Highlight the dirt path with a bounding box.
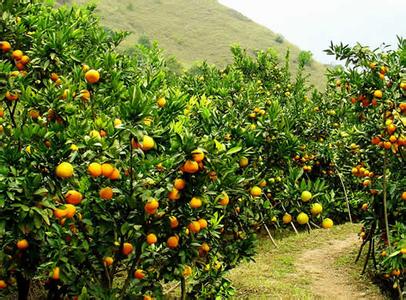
[296,234,383,300]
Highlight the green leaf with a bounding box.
[226,146,242,155]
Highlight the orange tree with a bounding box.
[326,39,405,297]
[0,1,265,299]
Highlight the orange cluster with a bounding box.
[371,119,405,153]
[88,162,120,180]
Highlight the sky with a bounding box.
[218,0,406,64]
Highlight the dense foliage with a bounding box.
[0,1,404,299]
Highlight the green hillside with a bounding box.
[62,0,326,86]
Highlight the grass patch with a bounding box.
[228,223,384,299]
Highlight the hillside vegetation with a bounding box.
[63,0,326,86]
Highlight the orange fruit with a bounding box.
[373,90,383,99]
[174,178,186,190]
[134,269,145,279]
[100,163,114,177]
[169,216,179,229]
[99,187,113,200]
[383,141,392,150]
[168,188,180,201]
[188,221,201,233]
[65,190,83,205]
[189,197,202,209]
[146,233,157,245]
[183,265,193,277]
[399,102,406,112]
[54,208,67,219]
[259,180,267,187]
[401,192,406,201]
[0,279,7,289]
[0,41,11,52]
[55,162,74,178]
[282,213,292,224]
[122,242,133,256]
[52,267,60,280]
[239,157,249,168]
[144,296,153,300]
[88,162,102,177]
[322,218,334,229]
[167,235,179,249]
[15,62,24,70]
[29,109,40,119]
[157,97,166,108]
[109,168,120,180]
[389,135,397,143]
[140,135,155,151]
[80,89,91,101]
[50,73,59,82]
[297,212,309,225]
[12,50,23,61]
[0,108,4,118]
[103,256,113,266]
[250,186,262,197]
[182,160,199,173]
[5,91,19,101]
[371,136,380,145]
[200,242,210,252]
[17,239,29,250]
[218,192,229,206]
[391,269,400,277]
[85,69,100,84]
[191,149,205,162]
[20,55,30,65]
[64,204,76,218]
[198,218,208,229]
[387,124,396,135]
[144,198,159,215]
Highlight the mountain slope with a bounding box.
[64,0,326,86]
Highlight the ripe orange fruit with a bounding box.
[183,265,193,277]
[400,102,406,112]
[65,190,83,205]
[168,188,180,201]
[82,64,90,72]
[50,73,59,82]
[259,180,267,188]
[250,186,262,197]
[391,269,400,277]
[140,135,155,151]
[17,239,29,250]
[218,192,229,206]
[157,97,166,108]
[387,124,396,135]
[191,149,205,162]
[56,162,74,178]
[383,141,392,150]
[0,108,4,118]
[80,89,91,101]
[189,197,202,209]
[0,41,11,52]
[101,163,114,177]
[12,50,23,61]
[5,91,19,101]
[144,198,159,215]
[188,221,201,233]
[88,162,102,177]
[122,242,133,256]
[146,233,157,245]
[198,218,208,229]
[29,109,40,119]
[0,279,7,289]
[144,296,153,300]
[401,191,406,201]
[99,187,113,200]
[200,242,210,252]
[182,160,199,173]
[282,213,292,224]
[54,208,67,219]
[371,136,380,145]
[373,90,383,99]
[85,69,100,84]
[239,157,249,168]
[52,267,60,280]
[64,204,76,218]
[389,135,397,143]
[322,218,334,229]
[174,178,186,190]
[167,235,179,249]
[109,168,120,180]
[169,216,179,229]
[15,62,24,70]
[134,269,145,279]
[20,55,30,65]
[103,256,113,266]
